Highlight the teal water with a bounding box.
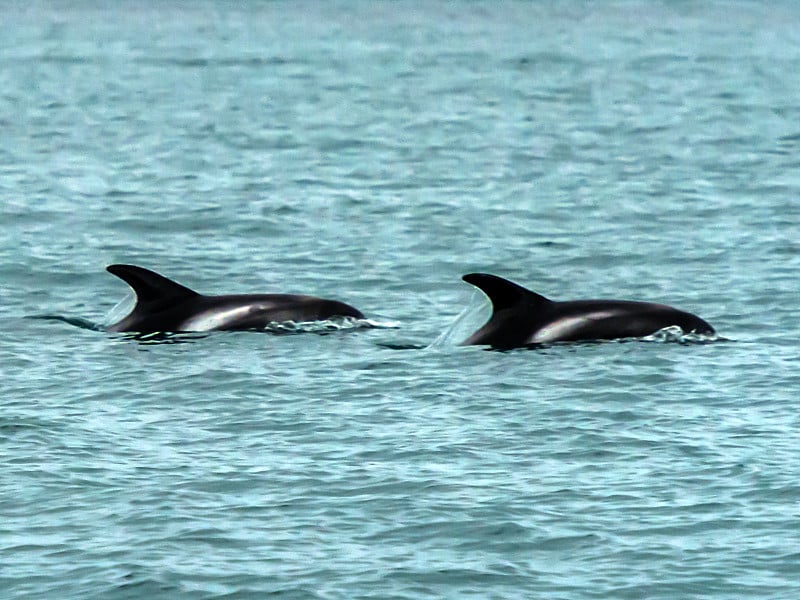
[3,1,800,598]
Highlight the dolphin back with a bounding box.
[105,264,365,333]
[461,272,716,347]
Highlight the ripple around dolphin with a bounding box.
[432,301,725,351]
[25,312,399,346]
[28,311,721,350]
[113,318,404,346]
[640,325,725,345]
[25,314,105,332]
[259,316,400,335]
[27,286,402,338]
[508,327,724,351]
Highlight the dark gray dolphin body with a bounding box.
[106,264,364,333]
[461,273,714,348]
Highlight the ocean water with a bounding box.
[2,1,800,598]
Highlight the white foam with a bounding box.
[642,325,719,344]
[260,316,389,334]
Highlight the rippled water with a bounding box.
[3,2,800,598]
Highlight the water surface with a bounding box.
[3,2,800,598]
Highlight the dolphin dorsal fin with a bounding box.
[462,273,553,312]
[106,264,199,305]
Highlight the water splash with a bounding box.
[641,325,720,345]
[259,316,397,335]
[28,307,398,340]
[427,291,491,349]
[103,290,136,328]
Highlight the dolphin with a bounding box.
[105,264,364,333]
[461,273,714,348]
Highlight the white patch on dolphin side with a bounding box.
[530,310,623,343]
[181,306,261,331]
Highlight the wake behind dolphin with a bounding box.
[461,273,715,349]
[105,264,366,334]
